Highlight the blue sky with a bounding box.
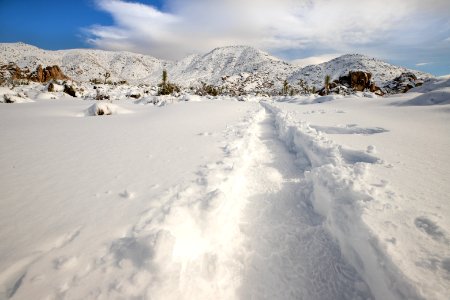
[1,0,449,75]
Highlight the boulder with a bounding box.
[64,84,77,97]
[349,71,372,91]
[30,65,69,82]
[318,71,384,96]
[383,72,422,94]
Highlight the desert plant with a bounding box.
[103,72,111,84]
[324,75,331,95]
[162,69,167,85]
[157,70,180,95]
[282,79,289,95]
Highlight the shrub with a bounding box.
[157,70,180,95]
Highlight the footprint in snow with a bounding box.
[120,190,135,199]
[414,216,448,243]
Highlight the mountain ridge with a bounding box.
[0,42,430,91]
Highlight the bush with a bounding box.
[157,70,180,95]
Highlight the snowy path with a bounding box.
[238,109,371,299]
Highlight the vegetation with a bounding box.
[158,69,180,95]
[103,72,111,84]
[194,82,223,96]
[282,79,289,95]
[324,75,331,95]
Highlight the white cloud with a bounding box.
[291,54,342,67]
[85,0,450,61]
[416,62,432,66]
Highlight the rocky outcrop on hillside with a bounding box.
[0,63,70,85]
[318,71,384,96]
[0,63,31,85]
[29,65,69,82]
[383,72,423,94]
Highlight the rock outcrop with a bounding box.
[0,63,70,85]
[318,71,384,96]
[383,72,423,94]
[29,65,69,82]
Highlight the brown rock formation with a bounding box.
[1,63,70,85]
[30,65,69,82]
[349,71,372,91]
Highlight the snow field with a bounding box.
[1,83,449,299]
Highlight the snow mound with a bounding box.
[410,76,450,93]
[402,88,450,106]
[83,102,131,116]
[0,87,34,103]
[395,77,450,106]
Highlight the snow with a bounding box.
[0,83,449,299]
[1,43,429,93]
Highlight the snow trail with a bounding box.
[238,108,372,299]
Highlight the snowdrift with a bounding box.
[83,102,131,116]
[262,102,422,300]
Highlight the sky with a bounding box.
[0,0,449,75]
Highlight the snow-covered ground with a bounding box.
[0,79,449,299]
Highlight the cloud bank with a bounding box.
[86,0,450,64]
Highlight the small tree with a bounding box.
[158,69,180,95]
[162,69,167,86]
[103,72,111,84]
[282,79,289,95]
[324,75,331,95]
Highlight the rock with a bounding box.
[350,71,372,91]
[48,82,55,92]
[383,72,422,94]
[128,93,141,99]
[64,84,77,97]
[86,103,114,116]
[30,65,69,83]
[1,63,70,85]
[318,71,384,96]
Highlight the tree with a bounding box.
[162,69,167,86]
[158,69,180,95]
[103,72,111,84]
[282,79,289,95]
[324,75,331,95]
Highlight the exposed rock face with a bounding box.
[30,65,69,82]
[383,72,423,94]
[350,71,372,91]
[0,62,30,84]
[318,71,384,96]
[63,84,77,97]
[1,63,70,85]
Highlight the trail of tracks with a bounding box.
[237,108,372,299]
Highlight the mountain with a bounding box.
[0,42,168,84]
[171,46,297,85]
[0,43,430,92]
[289,54,430,88]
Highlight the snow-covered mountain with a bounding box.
[289,54,430,88]
[0,43,168,84]
[171,46,296,85]
[0,42,430,90]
